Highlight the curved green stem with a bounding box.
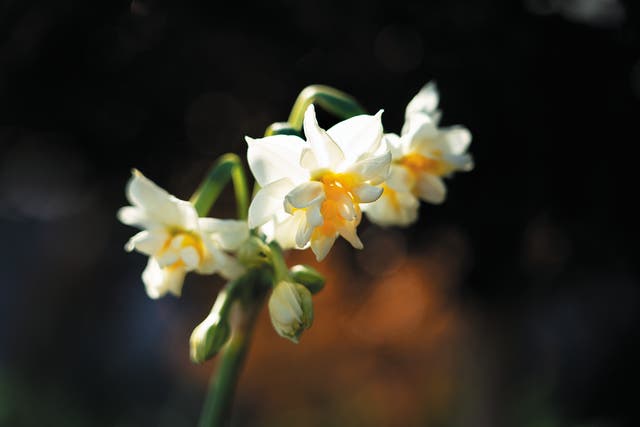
[190,153,249,220]
[287,85,367,131]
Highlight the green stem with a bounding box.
[197,271,269,427]
[287,85,367,131]
[268,241,290,283]
[190,153,249,220]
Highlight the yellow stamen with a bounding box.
[398,151,452,177]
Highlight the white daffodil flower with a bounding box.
[118,170,248,299]
[364,83,473,227]
[247,105,391,261]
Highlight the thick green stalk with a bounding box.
[190,153,249,220]
[197,270,269,427]
[197,298,264,427]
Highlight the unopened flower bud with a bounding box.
[289,265,325,294]
[268,281,313,343]
[189,304,231,363]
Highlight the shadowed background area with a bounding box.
[1,0,639,426]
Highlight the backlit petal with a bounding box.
[327,110,383,163]
[246,135,309,186]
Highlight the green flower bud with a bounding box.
[190,304,231,364]
[289,264,325,294]
[268,281,313,343]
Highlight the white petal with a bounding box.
[285,181,325,209]
[198,242,245,279]
[272,210,307,249]
[155,247,180,267]
[353,184,384,203]
[442,126,472,155]
[347,151,391,184]
[364,188,419,227]
[300,148,319,170]
[338,199,356,221]
[417,174,446,204]
[386,165,415,192]
[303,105,345,168]
[173,198,200,231]
[216,255,246,280]
[295,217,313,248]
[126,169,171,211]
[310,233,337,261]
[306,205,324,227]
[246,135,309,186]
[383,133,403,159]
[327,110,383,163]
[142,258,186,299]
[338,225,363,250]
[117,206,148,227]
[248,178,295,229]
[405,81,439,120]
[198,218,249,251]
[125,170,194,228]
[180,246,200,270]
[444,153,474,173]
[125,229,169,255]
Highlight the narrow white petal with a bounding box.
[248,178,295,229]
[338,225,363,250]
[303,105,344,168]
[285,181,325,209]
[125,229,168,255]
[353,184,384,203]
[327,110,383,163]
[310,233,337,261]
[198,218,249,251]
[417,174,447,204]
[338,199,356,221]
[306,205,324,227]
[246,135,309,186]
[405,81,440,119]
[117,206,148,227]
[295,217,313,248]
[142,258,186,299]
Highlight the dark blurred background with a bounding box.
[1,0,639,426]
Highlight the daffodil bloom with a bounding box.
[268,280,313,343]
[247,105,391,261]
[364,82,473,226]
[118,170,247,299]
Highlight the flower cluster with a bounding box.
[117,83,473,351]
